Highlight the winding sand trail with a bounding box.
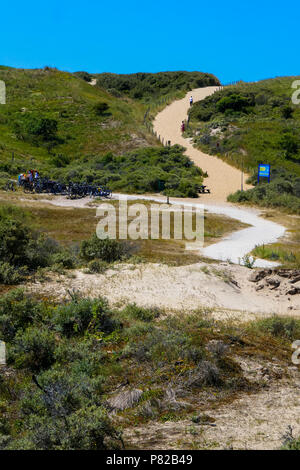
[152,88,286,266]
[21,87,286,267]
[153,87,252,202]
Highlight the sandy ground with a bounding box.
[153,87,252,203]
[28,262,300,319]
[124,371,300,450]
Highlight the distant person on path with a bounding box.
[189,96,193,106]
[181,121,185,133]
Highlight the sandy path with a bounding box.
[153,87,252,203]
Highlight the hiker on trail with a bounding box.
[34,169,39,179]
[189,96,193,106]
[181,121,185,133]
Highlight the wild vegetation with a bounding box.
[188,77,300,212]
[0,66,220,198]
[0,203,128,286]
[52,145,205,197]
[95,71,220,102]
[0,286,297,449]
[0,196,247,288]
[0,66,156,185]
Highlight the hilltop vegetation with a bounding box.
[0,67,218,196]
[0,66,156,182]
[95,71,220,101]
[188,77,300,212]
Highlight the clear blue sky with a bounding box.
[1,0,299,84]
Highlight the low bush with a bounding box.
[51,297,119,338]
[51,251,76,269]
[80,234,126,263]
[93,102,109,116]
[122,303,161,323]
[0,289,42,342]
[0,262,26,285]
[0,206,76,285]
[86,259,109,274]
[9,326,56,372]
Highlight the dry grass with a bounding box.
[0,192,247,265]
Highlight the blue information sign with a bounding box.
[258,164,270,183]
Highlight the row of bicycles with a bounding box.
[4,178,112,199]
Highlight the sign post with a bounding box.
[258,164,271,184]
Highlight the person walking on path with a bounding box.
[181,121,185,133]
[189,96,193,106]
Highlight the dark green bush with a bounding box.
[216,94,253,113]
[74,71,93,82]
[86,259,109,274]
[123,303,161,322]
[0,262,26,285]
[0,207,75,282]
[14,114,58,142]
[80,234,126,263]
[93,102,109,116]
[51,251,76,269]
[0,289,41,342]
[52,297,119,338]
[281,105,294,119]
[9,326,56,372]
[0,217,31,267]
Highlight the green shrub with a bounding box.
[0,289,41,342]
[74,71,93,82]
[0,217,31,267]
[93,102,109,116]
[282,438,300,450]
[51,250,75,269]
[281,105,294,119]
[52,297,119,337]
[14,114,58,142]
[216,94,253,113]
[80,234,126,263]
[0,262,25,285]
[9,326,56,372]
[10,404,121,450]
[96,71,220,100]
[123,303,161,322]
[86,259,109,274]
